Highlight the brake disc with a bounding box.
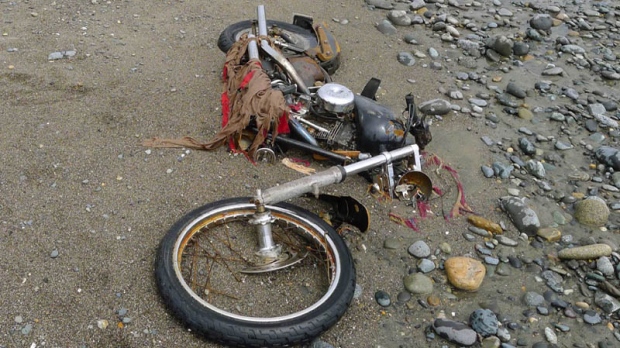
[240,250,308,274]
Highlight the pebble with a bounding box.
[573,196,610,226]
[523,290,544,305]
[596,256,614,276]
[408,240,431,258]
[433,318,478,346]
[48,50,77,60]
[583,310,602,325]
[417,258,436,273]
[397,52,416,66]
[310,339,336,348]
[469,309,498,337]
[558,244,612,260]
[544,327,557,345]
[403,273,433,294]
[418,98,452,115]
[444,257,486,291]
[594,291,620,314]
[375,290,391,307]
[21,323,33,335]
[499,196,541,236]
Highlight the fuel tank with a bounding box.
[354,95,409,155]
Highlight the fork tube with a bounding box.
[255,5,310,94]
[247,34,259,60]
[249,200,278,256]
[256,145,420,205]
[257,5,268,37]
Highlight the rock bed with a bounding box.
[316,0,620,347]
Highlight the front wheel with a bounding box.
[155,197,356,347]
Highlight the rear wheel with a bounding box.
[217,20,340,75]
[155,197,356,347]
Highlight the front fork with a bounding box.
[248,203,281,260]
[247,144,422,265]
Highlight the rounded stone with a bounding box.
[375,290,391,307]
[574,196,610,226]
[469,308,498,337]
[408,240,431,258]
[444,257,486,291]
[523,291,545,307]
[417,258,436,273]
[596,256,615,276]
[403,273,434,294]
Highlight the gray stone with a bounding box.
[492,162,513,179]
[525,160,545,179]
[594,291,620,313]
[506,82,526,99]
[595,146,620,170]
[495,235,518,246]
[403,273,433,294]
[583,310,602,325]
[397,52,416,66]
[408,240,431,258]
[530,14,553,31]
[523,291,545,307]
[542,67,564,76]
[493,35,513,57]
[601,71,620,80]
[560,44,585,54]
[409,0,426,10]
[376,20,397,35]
[417,258,436,273]
[469,309,498,337]
[481,166,495,178]
[366,0,394,10]
[433,318,478,346]
[588,103,607,116]
[375,290,391,307]
[499,196,540,236]
[518,137,536,155]
[469,98,487,107]
[512,42,529,56]
[387,10,412,26]
[540,270,564,293]
[596,256,615,276]
[419,98,452,115]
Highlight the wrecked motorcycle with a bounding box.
[155,5,433,347]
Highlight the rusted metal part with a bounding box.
[288,56,328,87]
[312,23,339,61]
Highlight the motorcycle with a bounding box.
[155,5,433,347]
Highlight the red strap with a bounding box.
[239,70,255,89]
[276,112,290,134]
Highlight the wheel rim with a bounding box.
[172,202,342,323]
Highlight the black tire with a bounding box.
[217,20,341,75]
[155,197,355,347]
